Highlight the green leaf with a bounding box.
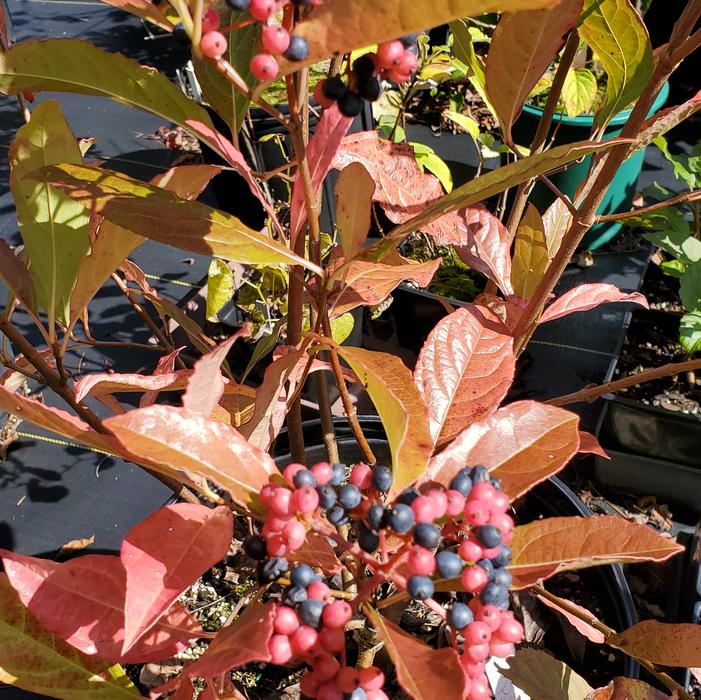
[9,100,89,327]
[511,203,549,299]
[443,110,480,141]
[580,0,654,127]
[450,20,494,114]
[680,261,701,312]
[643,226,701,264]
[411,143,453,192]
[0,574,140,700]
[561,67,598,117]
[0,39,214,135]
[193,3,259,133]
[241,315,287,383]
[29,163,321,274]
[660,259,686,278]
[206,259,235,322]
[653,135,698,188]
[335,162,374,260]
[680,311,701,353]
[330,312,355,344]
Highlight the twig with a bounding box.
[546,359,701,407]
[595,188,701,223]
[537,175,578,218]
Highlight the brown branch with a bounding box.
[596,188,701,223]
[546,358,701,407]
[537,174,579,218]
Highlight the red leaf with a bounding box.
[141,347,185,408]
[578,431,609,459]
[609,620,701,667]
[539,284,648,324]
[287,531,342,575]
[421,401,579,500]
[509,515,684,588]
[75,369,189,403]
[121,503,233,654]
[414,305,515,446]
[0,550,202,663]
[587,677,674,699]
[104,404,277,508]
[290,105,353,243]
[182,323,251,416]
[535,591,605,643]
[0,237,34,308]
[365,607,466,699]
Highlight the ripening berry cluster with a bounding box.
[313,37,419,117]
[242,461,523,700]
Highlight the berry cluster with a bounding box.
[314,37,420,117]
[242,461,523,699]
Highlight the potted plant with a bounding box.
[1,0,701,698]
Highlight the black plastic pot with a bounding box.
[274,416,638,681]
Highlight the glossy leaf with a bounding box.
[0,237,34,308]
[539,283,648,323]
[99,0,174,29]
[421,401,579,500]
[140,348,183,408]
[450,20,493,113]
[333,346,432,500]
[578,431,609,458]
[290,106,353,243]
[643,226,701,265]
[279,0,559,73]
[535,591,605,643]
[9,100,89,326]
[182,324,250,416]
[680,261,701,312]
[75,369,189,403]
[561,67,598,118]
[579,0,653,127]
[288,532,342,575]
[414,305,515,446]
[104,404,277,508]
[31,163,320,274]
[206,258,235,321]
[511,203,548,299]
[365,607,466,699]
[0,551,202,663]
[509,515,684,587]
[121,503,233,654]
[609,621,701,667]
[500,648,593,700]
[680,311,701,353]
[0,574,140,699]
[542,197,573,258]
[485,0,583,142]
[335,162,374,259]
[587,678,674,699]
[0,39,213,133]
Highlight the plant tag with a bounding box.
[487,658,531,700]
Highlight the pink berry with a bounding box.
[284,462,306,486]
[462,661,486,678]
[464,620,491,645]
[468,674,491,700]
[411,495,435,523]
[251,53,279,81]
[200,31,227,59]
[459,539,483,564]
[282,520,306,550]
[266,534,287,557]
[470,481,496,504]
[313,653,341,682]
[291,625,318,654]
[462,566,488,593]
[387,66,412,83]
[269,634,293,664]
[249,0,275,20]
[464,500,490,526]
[397,50,418,74]
[260,483,277,508]
[366,692,390,700]
[476,605,502,632]
[426,489,448,519]
[465,642,490,663]
[318,626,345,653]
[294,486,320,514]
[273,605,300,635]
[490,640,515,658]
[317,684,343,700]
[201,7,220,33]
[503,529,514,545]
[307,581,330,601]
[322,600,353,628]
[491,491,510,513]
[376,40,404,69]
[408,546,436,576]
[350,463,372,489]
[270,487,293,517]
[336,666,359,693]
[490,512,514,534]
[446,490,466,516]
[300,671,321,698]
[311,461,334,485]
[358,666,385,691]
[496,617,524,644]
[262,24,291,55]
[481,545,501,560]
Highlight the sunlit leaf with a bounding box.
[609,621,701,667]
[539,283,648,323]
[511,203,548,299]
[542,198,573,259]
[99,0,174,30]
[680,311,701,353]
[206,259,235,322]
[335,162,374,259]
[561,67,598,117]
[681,261,701,312]
[288,531,342,575]
[587,677,674,699]
[449,21,494,114]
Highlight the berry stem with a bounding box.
[190,0,204,58]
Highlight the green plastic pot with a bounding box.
[511,82,670,250]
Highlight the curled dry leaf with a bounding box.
[539,283,649,324]
[578,431,609,459]
[586,677,673,699]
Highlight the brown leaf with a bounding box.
[0,238,34,309]
[510,516,684,588]
[421,401,579,500]
[335,162,374,259]
[539,284,648,324]
[365,607,467,699]
[535,591,605,643]
[578,431,609,459]
[511,203,548,300]
[99,0,174,30]
[55,535,95,559]
[587,678,673,699]
[414,305,515,446]
[287,531,342,575]
[609,620,701,668]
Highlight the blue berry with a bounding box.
[338,484,362,510]
[480,582,509,608]
[471,465,490,483]
[367,503,387,531]
[407,575,434,601]
[328,505,349,526]
[490,476,503,491]
[291,563,318,589]
[317,484,337,509]
[286,586,308,605]
[476,558,494,578]
[299,599,325,627]
[330,462,346,485]
[293,469,317,488]
[399,32,419,47]
[475,525,502,549]
[449,468,473,497]
[358,524,379,554]
[435,550,463,579]
[260,556,288,581]
[349,690,367,700]
[396,487,420,506]
[413,523,441,549]
[492,545,512,568]
[243,535,267,560]
[284,35,309,62]
[371,465,393,491]
[492,567,512,588]
[448,602,473,630]
[389,503,415,533]
[225,0,250,10]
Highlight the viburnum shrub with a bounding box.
[0,0,701,697]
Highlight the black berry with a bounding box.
[480,582,509,608]
[328,505,349,526]
[357,75,381,102]
[399,32,419,47]
[337,90,363,117]
[243,535,267,560]
[475,525,502,549]
[260,556,288,582]
[471,465,490,483]
[352,54,376,79]
[286,586,308,605]
[226,0,250,9]
[367,503,387,531]
[358,524,379,553]
[323,76,347,102]
[396,487,420,506]
[476,558,494,578]
[389,503,415,533]
[413,523,441,549]
[492,567,512,588]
